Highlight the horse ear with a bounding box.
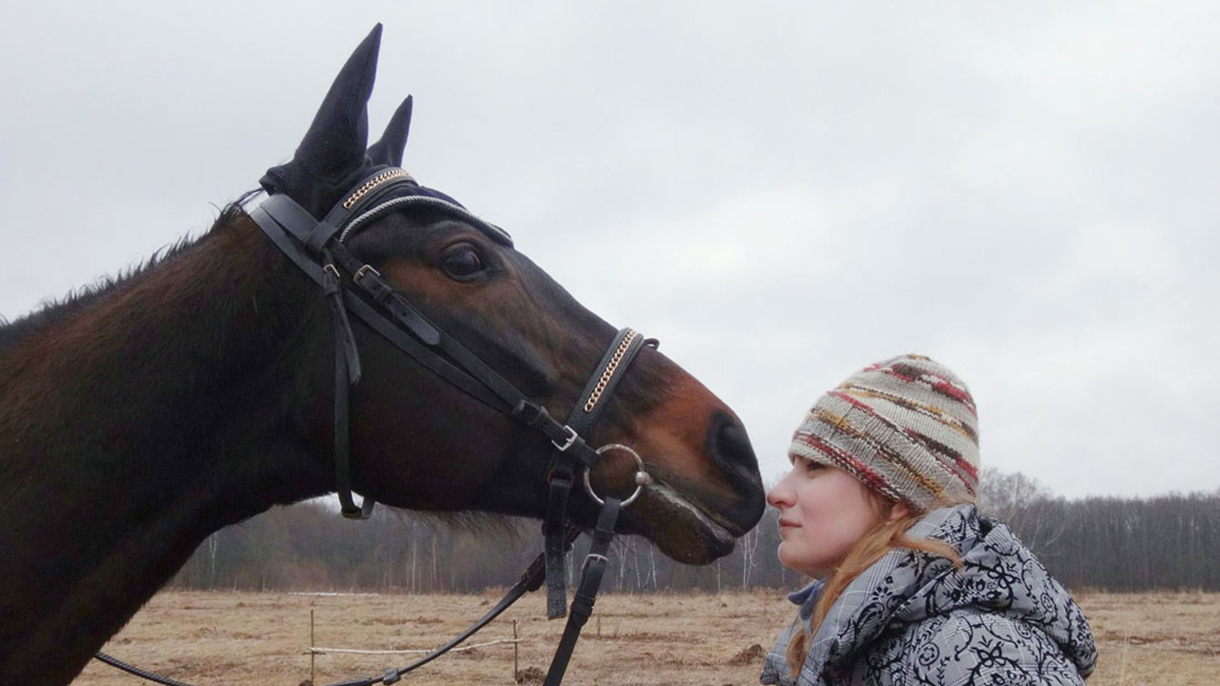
[260,24,383,217]
[367,96,413,167]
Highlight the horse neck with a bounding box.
[0,211,333,683]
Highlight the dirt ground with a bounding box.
[71,590,1218,686]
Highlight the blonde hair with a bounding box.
[784,497,966,678]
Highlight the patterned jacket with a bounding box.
[761,504,1096,685]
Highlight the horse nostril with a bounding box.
[713,415,759,475]
[709,413,765,531]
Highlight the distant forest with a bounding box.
[171,469,1220,593]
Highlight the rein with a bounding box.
[94,168,652,686]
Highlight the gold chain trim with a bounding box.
[342,169,412,210]
[583,329,640,413]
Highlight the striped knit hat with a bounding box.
[789,354,979,511]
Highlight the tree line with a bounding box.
[171,469,1220,593]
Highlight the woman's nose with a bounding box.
[767,471,795,508]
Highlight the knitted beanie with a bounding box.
[789,354,979,511]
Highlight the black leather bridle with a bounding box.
[94,167,654,686]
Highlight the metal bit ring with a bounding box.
[584,443,650,508]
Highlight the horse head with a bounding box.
[265,25,765,563]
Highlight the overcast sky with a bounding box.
[2,2,1217,500]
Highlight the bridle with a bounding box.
[94,167,656,686]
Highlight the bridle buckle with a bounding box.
[551,425,578,452]
[354,263,381,283]
[579,553,608,576]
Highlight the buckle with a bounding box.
[580,553,608,576]
[323,263,341,279]
[552,425,578,452]
[354,264,381,283]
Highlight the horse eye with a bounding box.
[441,245,485,280]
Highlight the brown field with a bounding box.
[71,590,1218,686]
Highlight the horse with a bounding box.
[0,25,764,686]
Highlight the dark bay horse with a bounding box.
[0,26,764,686]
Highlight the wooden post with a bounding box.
[310,609,315,684]
[597,615,601,640]
[513,618,519,680]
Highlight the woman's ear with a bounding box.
[887,501,911,521]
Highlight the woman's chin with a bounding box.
[776,547,826,580]
[776,544,799,572]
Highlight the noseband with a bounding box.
[95,168,652,686]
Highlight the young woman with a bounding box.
[761,354,1097,686]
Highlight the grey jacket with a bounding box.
[761,504,1096,686]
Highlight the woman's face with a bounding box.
[766,456,886,579]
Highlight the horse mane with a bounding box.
[0,191,261,355]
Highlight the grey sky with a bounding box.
[2,2,1217,499]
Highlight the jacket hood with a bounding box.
[762,504,1097,685]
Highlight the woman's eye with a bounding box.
[794,456,822,473]
[441,246,485,280]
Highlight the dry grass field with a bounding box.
[71,590,1218,686]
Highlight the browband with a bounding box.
[256,167,512,255]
